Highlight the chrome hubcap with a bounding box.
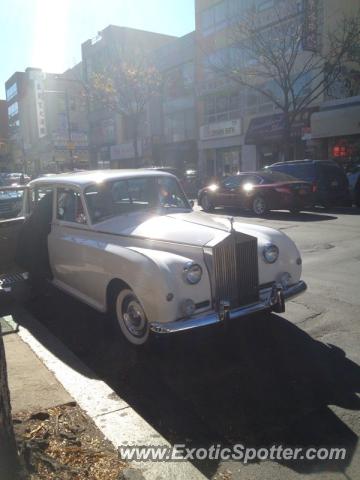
[254,197,265,214]
[202,195,210,210]
[123,298,147,337]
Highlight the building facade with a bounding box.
[5,66,89,174]
[81,25,176,168]
[195,0,360,180]
[0,100,10,170]
[153,32,198,173]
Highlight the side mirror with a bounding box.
[189,200,194,208]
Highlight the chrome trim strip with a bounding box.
[150,281,307,334]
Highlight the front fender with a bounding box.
[128,247,211,324]
[234,222,302,286]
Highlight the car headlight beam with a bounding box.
[263,244,279,264]
[183,262,203,284]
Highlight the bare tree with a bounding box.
[0,329,19,479]
[91,51,162,166]
[205,0,360,160]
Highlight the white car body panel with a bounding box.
[25,170,305,328]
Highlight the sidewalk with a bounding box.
[1,305,206,480]
[4,332,72,414]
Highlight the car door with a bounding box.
[48,186,90,297]
[0,186,29,273]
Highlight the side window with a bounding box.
[31,187,53,212]
[57,188,87,224]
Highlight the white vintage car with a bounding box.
[0,170,306,345]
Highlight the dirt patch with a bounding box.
[13,402,127,479]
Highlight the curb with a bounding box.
[15,306,206,480]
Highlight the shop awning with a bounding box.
[245,108,316,144]
[311,105,360,139]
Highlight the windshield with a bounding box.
[85,176,190,223]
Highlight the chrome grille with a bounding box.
[212,233,259,309]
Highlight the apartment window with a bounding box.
[201,1,227,36]
[257,0,274,12]
[6,83,17,101]
[8,101,19,118]
[203,93,241,124]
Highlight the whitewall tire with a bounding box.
[115,289,150,346]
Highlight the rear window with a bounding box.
[316,163,346,179]
[260,172,297,183]
[269,163,315,181]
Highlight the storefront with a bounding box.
[245,108,317,168]
[156,140,198,173]
[311,97,360,167]
[198,119,245,182]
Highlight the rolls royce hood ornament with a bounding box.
[229,216,235,233]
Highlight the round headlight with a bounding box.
[183,263,203,284]
[263,244,279,264]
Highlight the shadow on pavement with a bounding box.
[310,206,360,216]
[10,288,360,478]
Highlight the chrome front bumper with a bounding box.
[150,280,307,334]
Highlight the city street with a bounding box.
[13,206,360,480]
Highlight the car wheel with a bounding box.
[252,195,268,215]
[114,288,150,346]
[355,185,360,208]
[201,193,214,212]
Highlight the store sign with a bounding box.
[311,105,360,138]
[245,109,317,144]
[303,0,318,52]
[110,141,142,161]
[200,119,242,140]
[53,131,88,150]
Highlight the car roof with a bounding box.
[270,159,337,166]
[29,169,175,189]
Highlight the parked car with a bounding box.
[3,172,31,186]
[0,186,25,219]
[346,163,360,207]
[2,170,306,346]
[198,171,313,215]
[267,160,351,208]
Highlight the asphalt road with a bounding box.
[13,205,360,480]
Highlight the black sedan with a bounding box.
[198,171,313,215]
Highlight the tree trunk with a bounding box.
[0,328,19,479]
[132,115,140,168]
[282,113,292,162]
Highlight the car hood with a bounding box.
[94,210,283,247]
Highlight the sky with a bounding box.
[0,0,195,98]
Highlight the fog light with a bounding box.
[180,299,196,317]
[279,272,292,289]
